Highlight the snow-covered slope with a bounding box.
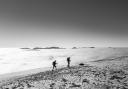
[0,47,128,75]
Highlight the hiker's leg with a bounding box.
[68,63,70,68]
[55,66,57,70]
[68,62,70,67]
[52,66,54,70]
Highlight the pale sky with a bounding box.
[0,0,128,48]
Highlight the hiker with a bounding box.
[52,60,57,71]
[67,57,71,68]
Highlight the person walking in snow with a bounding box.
[52,60,57,71]
[67,57,71,68]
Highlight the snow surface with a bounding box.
[0,47,128,75]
